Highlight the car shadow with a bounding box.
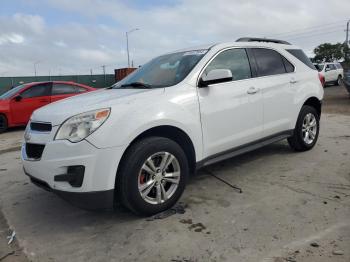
[4,126,25,133]
[10,140,294,236]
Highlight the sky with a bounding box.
[0,0,349,77]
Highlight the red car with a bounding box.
[0,81,96,133]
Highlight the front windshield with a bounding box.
[112,49,208,89]
[0,84,25,99]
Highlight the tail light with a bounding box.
[318,73,325,87]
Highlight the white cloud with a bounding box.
[54,40,67,47]
[0,0,350,76]
[76,48,111,62]
[13,13,45,34]
[0,33,24,45]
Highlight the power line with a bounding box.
[284,29,343,41]
[269,19,347,37]
[276,25,343,39]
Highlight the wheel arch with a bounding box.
[0,112,9,131]
[117,125,197,178]
[302,97,322,117]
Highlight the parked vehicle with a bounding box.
[0,81,96,133]
[314,62,344,86]
[22,38,324,215]
[343,71,350,95]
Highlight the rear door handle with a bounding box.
[247,87,260,94]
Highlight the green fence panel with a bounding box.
[0,74,116,95]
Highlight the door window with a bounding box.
[20,83,51,98]
[253,48,286,77]
[205,48,252,81]
[52,84,78,95]
[326,64,336,71]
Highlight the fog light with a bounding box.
[54,165,85,187]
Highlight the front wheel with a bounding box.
[336,75,342,86]
[117,137,189,216]
[288,105,320,151]
[0,114,8,134]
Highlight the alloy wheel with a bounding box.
[302,113,317,144]
[138,152,181,205]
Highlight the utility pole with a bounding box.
[346,20,350,46]
[101,65,106,87]
[126,28,139,68]
[345,20,350,63]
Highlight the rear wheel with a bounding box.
[288,105,320,151]
[117,137,189,216]
[0,114,8,133]
[336,75,342,86]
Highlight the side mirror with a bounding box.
[325,67,330,72]
[14,95,22,102]
[199,69,233,87]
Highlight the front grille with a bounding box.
[30,122,52,132]
[25,143,45,160]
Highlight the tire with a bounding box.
[288,105,320,152]
[336,75,342,86]
[117,137,189,216]
[0,114,8,134]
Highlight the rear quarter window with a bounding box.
[286,49,316,70]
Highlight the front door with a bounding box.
[197,48,263,158]
[324,64,337,82]
[10,83,52,125]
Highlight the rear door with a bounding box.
[51,83,79,102]
[10,83,52,124]
[248,48,296,137]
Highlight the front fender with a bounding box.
[86,86,203,161]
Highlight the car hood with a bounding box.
[31,88,161,125]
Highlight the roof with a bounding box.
[169,39,299,55]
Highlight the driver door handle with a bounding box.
[247,87,260,95]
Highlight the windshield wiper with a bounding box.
[120,82,153,89]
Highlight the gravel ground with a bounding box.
[0,83,349,262]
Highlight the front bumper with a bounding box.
[24,171,114,210]
[21,126,125,210]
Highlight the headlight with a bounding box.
[55,108,110,143]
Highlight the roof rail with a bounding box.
[236,37,291,45]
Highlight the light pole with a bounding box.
[126,28,139,68]
[34,60,40,79]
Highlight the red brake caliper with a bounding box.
[139,173,146,184]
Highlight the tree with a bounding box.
[313,43,345,63]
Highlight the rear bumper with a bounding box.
[24,170,114,210]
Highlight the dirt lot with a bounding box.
[0,84,349,262]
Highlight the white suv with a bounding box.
[314,62,344,86]
[22,37,324,215]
